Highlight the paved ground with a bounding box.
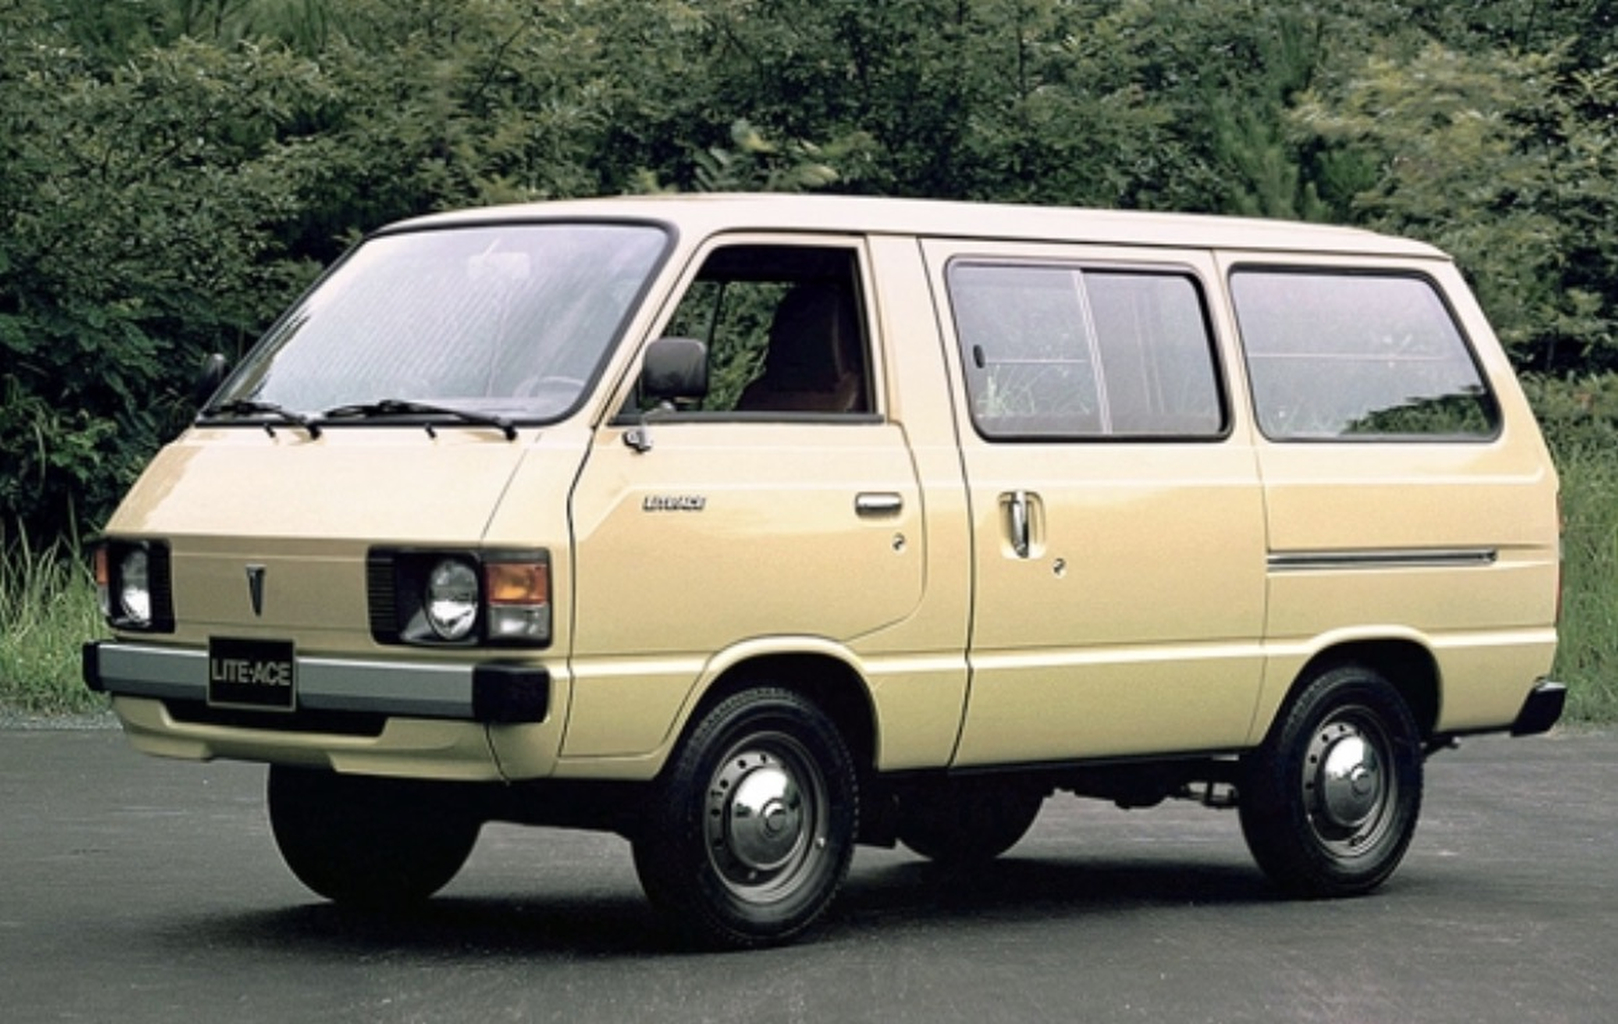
[2,725,1613,1023]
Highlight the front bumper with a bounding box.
[82,641,549,725]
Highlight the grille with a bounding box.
[366,553,399,642]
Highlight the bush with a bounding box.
[0,16,331,540]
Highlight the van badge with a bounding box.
[246,565,266,617]
[642,495,707,512]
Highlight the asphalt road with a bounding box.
[2,725,1613,1024]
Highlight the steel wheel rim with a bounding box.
[1301,707,1398,858]
[704,731,829,903]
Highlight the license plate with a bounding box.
[207,638,297,712]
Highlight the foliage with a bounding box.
[1,7,330,537]
[1289,43,1618,371]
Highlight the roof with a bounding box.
[389,192,1448,260]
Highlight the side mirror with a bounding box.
[625,338,709,453]
[193,353,230,408]
[640,337,709,404]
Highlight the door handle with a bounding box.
[1008,490,1031,558]
[855,492,904,517]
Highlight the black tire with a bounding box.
[267,765,481,909]
[1238,664,1423,898]
[896,778,1043,866]
[631,687,858,949]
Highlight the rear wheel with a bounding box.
[896,778,1043,866]
[268,765,481,908]
[632,687,857,948]
[1239,664,1423,897]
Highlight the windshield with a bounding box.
[214,222,669,422]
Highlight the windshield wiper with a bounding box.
[201,399,322,439]
[319,399,517,441]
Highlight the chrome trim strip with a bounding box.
[97,644,204,702]
[1267,548,1499,572]
[94,642,476,719]
[300,658,471,718]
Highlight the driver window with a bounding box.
[659,244,872,415]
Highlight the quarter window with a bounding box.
[1231,270,1499,440]
[947,262,1225,439]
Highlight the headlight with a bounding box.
[424,558,479,641]
[369,548,550,648]
[94,539,173,632]
[118,548,152,626]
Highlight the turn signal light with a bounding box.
[486,561,549,606]
[484,556,551,644]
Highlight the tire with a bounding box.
[1238,664,1423,898]
[632,687,858,949]
[267,765,481,909]
[896,778,1043,866]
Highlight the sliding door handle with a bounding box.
[1008,489,1030,558]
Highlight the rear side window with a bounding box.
[947,262,1225,439]
[1231,269,1499,440]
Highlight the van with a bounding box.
[84,194,1565,947]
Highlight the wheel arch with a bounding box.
[1276,639,1441,741]
[676,650,880,777]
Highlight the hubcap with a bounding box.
[1320,733,1380,828]
[725,759,804,871]
[1303,715,1393,851]
[704,738,826,898]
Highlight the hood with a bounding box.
[108,426,531,546]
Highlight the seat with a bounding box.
[737,283,867,413]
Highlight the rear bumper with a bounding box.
[1510,679,1567,737]
[83,641,549,725]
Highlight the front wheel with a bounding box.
[1238,664,1423,897]
[268,766,481,909]
[632,687,858,948]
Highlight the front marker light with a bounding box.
[424,558,479,641]
[118,548,153,626]
[93,545,111,618]
[485,557,551,645]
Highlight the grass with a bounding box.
[1526,373,1618,724]
[0,530,107,716]
[1548,443,1618,723]
[2,376,1615,722]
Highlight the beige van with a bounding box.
[85,194,1564,947]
